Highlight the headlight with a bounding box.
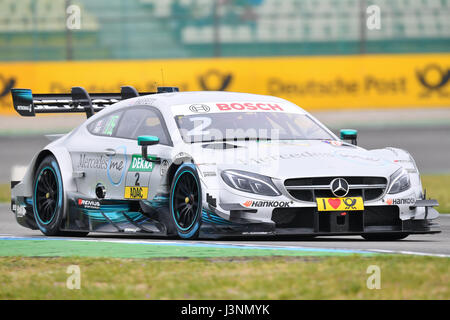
[388,169,411,194]
[408,154,419,172]
[221,170,281,196]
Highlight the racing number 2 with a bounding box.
[135,172,140,186]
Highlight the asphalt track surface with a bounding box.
[0,204,448,257]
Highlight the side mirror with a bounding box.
[138,135,159,146]
[137,136,160,163]
[340,129,358,146]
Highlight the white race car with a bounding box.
[10,86,440,240]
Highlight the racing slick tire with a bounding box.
[33,155,88,237]
[169,164,202,239]
[361,233,409,241]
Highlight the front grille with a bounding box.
[284,176,387,202]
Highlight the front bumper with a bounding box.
[200,189,441,238]
[200,207,441,238]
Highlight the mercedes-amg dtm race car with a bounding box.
[10,86,440,240]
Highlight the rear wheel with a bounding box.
[33,155,88,237]
[169,164,202,239]
[362,233,409,241]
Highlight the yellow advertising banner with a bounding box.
[0,53,449,115]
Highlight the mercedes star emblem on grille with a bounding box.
[330,178,349,197]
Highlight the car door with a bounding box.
[105,106,173,201]
[71,106,172,202]
[70,109,126,200]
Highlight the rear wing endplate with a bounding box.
[11,86,179,118]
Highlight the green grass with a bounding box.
[0,183,8,203]
[0,255,448,299]
[0,239,367,258]
[422,175,450,213]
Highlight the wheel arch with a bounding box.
[167,163,181,187]
[28,147,77,219]
[167,153,196,187]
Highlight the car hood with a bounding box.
[186,140,400,179]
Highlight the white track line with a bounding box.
[368,249,450,258]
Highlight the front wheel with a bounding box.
[169,164,202,239]
[362,233,409,241]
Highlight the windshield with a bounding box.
[175,112,334,143]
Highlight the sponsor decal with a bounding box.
[322,140,343,146]
[242,200,293,208]
[77,147,127,186]
[107,145,127,186]
[78,154,108,170]
[12,203,26,217]
[128,154,154,172]
[103,115,119,136]
[416,64,449,97]
[2,55,449,114]
[124,186,149,199]
[77,198,101,210]
[16,105,32,112]
[134,96,156,106]
[198,69,233,91]
[243,150,385,166]
[189,104,210,113]
[386,198,415,205]
[216,102,283,111]
[93,119,104,133]
[160,159,170,176]
[78,154,124,172]
[202,171,217,177]
[316,197,364,211]
[276,141,310,147]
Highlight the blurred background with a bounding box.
[1,0,449,60]
[0,0,449,184]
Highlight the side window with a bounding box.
[88,111,122,137]
[115,108,170,145]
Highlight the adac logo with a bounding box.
[198,69,233,91]
[0,75,16,105]
[416,64,449,97]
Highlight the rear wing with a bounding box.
[11,86,179,118]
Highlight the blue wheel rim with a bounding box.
[172,170,200,231]
[33,166,59,225]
